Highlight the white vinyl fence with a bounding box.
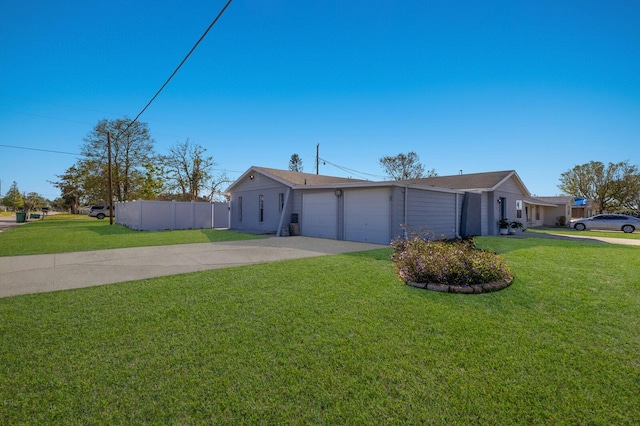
[116,200,229,231]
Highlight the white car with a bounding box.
[88,205,113,220]
[570,214,640,233]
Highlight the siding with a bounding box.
[488,176,529,235]
[405,189,460,239]
[481,192,489,236]
[229,173,290,232]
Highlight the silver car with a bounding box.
[570,214,640,233]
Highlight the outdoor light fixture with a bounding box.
[335,189,342,196]
[249,175,254,180]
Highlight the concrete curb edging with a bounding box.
[406,277,513,294]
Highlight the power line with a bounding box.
[0,94,122,117]
[0,109,95,126]
[317,156,387,180]
[115,0,234,141]
[0,144,81,157]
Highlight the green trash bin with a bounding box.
[16,212,27,223]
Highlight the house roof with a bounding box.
[226,167,531,198]
[524,197,560,207]
[404,170,530,194]
[535,196,573,205]
[224,166,367,193]
[255,167,366,186]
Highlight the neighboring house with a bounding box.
[534,196,593,226]
[534,196,573,226]
[225,167,557,244]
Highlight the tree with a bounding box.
[289,153,303,172]
[1,181,23,211]
[379,151,436,180]
[81,118,155,202]
[161,139,215,201]
[615,171,640,211]
[23,192,47,211]
[49,165,87,213]
[558,160,640,213]
[138,162,167,200]
[208,171,233,202]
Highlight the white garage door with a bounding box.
[344,188,391,244]
[301,192,338,239]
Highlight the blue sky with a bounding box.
[1,0,639,201]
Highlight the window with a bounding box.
[279,193,284,212]
[259,195,264,222]
[237,196,243,221]
[535,206,540,221]
[516,200,523,219]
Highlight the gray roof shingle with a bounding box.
[255,167,367,186]
[404,170,515,190]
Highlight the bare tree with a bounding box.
[162,139,215,201]
[379,151,436,180]
[208,171,233,202]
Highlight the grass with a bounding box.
[1,237,639,424]
[528,226,640,240]
[0,214,264,256]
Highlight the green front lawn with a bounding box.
[528,227,640,240]
[0,214,263,256]
[1,237,638,424]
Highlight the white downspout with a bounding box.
[276,188,291,237]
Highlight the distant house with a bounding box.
[225,167,557,244]
[537,195,593,226]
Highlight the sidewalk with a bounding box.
[0,237,384,299]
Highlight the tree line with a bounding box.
[48,118,230,213]
[3,120,639,214]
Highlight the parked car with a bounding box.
[570,214,640,233]
[88,205,113,220]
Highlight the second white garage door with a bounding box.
[344,188,391,244]
[301,192,338,239]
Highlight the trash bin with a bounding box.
[16,212,27,223]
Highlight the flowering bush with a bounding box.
[390,234,512,286]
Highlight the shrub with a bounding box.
[390,233,512,286]
[556,216,567,227]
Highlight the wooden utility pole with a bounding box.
[107,132,114,225]
[316,143,319,175]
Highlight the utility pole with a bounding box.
[316,143,319,175]
[107,132,114,225]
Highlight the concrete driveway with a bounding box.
[0,237,384,299]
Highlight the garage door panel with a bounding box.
[344,189,390,244]
[302,192,337,239]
